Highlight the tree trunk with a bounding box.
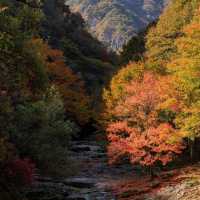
[149,166,154,180]
[189,139,195,162]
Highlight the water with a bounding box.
[29,140,142,200]
[66,140,117,199]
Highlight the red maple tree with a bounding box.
[107,73,184,168]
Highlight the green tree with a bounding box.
[11,87,78,176]
[119,22,156,65]
[120,33,145,65]
[0,0,48,99]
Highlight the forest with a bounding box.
[1,0,200,199]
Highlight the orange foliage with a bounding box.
[107,73,184,167]
[46,47,92,125]
[30,38,92,125]
[102,62,144,124]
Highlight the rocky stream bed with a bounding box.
[25,140,142,200]
[24,140,200,200]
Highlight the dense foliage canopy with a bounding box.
[2,0,200,198]
[103,0,200,171]
[0,0,114,197]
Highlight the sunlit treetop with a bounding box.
[146,0,200,73]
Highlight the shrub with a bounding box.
[10,86,78,176]
[4,158,35,187]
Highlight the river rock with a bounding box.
[25,181,69,200]
[65,196,86,200]
[64,178,95,189]
[70,145,91,152]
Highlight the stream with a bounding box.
[26,139,141,200]
[65,140,116,199]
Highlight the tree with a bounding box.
[119,21,156,65]
[120,33,145,65]
[0,0,48,100]
[0,1,81,179]
[41,0,117,98]
[10,86,78,176]
[0,1,49,191]
[146,0,200,73]
[46,46,92,125]
[106,73,184,172]
[167,8,200,160]
[102,62,144,124]
[29,38,92,125]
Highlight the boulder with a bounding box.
[70,145,91,152]
[65,197,86,200]
[64,178,95,189]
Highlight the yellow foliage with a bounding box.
[146,0,200,72]
[103,62,144,108]
[167,7,200,141]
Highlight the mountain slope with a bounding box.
[41,0,117,99]
[66,0,169,51]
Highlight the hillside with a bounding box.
[66,0,169,51]
[42,0,117,97]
